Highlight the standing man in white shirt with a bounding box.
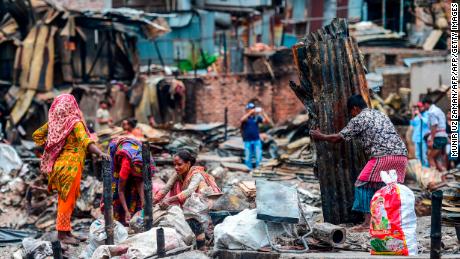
[422,97,448,172]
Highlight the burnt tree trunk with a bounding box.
[290,18,370,224]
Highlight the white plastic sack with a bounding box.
[370,170,417,256]
[213,209,284,250]
[91,227,186,259]
[154,205,195,245]
[22,238,52,259]
[80,219,128,259]
[182,193,209,223]
[0,143,22,174]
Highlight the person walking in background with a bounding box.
[422,97,448,172]
[96,100,113,131]
[240,102,271,170]
[32,94,108,245]
[310,94,407,232]
[409,102,429,167]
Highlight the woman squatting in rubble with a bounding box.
[310,94,408,232]
[32,94,109,245]
[107,137,156,225]
[154,150,222,250]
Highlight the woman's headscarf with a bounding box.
[108,137,143,173]
[40,94,90,173]
[108,137,156,177]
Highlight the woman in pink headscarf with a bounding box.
[32,94,108,245]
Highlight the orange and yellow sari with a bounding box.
[33,94,93,232]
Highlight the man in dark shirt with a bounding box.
[240,102,270,170]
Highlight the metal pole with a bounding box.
[455,226,460,243]
[399,0,404,33]
[382,0,386,29]
[223,33,228,74]
[420,114,423,167]
[142,141,153,231]
[157,228,166,257]
[107,30,114,81]
[102,159,114,245]
[430,190,443,259]
[51,240,63,259]
[224,107,228,141]
[148,59,151,75]
[154,40,165,70]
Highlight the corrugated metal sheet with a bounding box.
[290,18,369,224]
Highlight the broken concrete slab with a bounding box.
[256,180,299,224]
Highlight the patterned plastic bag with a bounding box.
[370,170,417,256]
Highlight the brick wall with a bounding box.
[360,47,448,72]
[180,48,305,127]
[183,73,305,127]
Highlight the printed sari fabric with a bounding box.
[33,121,93,232]
[33,122,93,201]
[154,166,221,206]
[33,94,93,232]
[38,94,91,174]
[108,137,156,225]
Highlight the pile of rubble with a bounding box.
[2,109,460,258]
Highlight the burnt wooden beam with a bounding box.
[430,190,442,259]
[290,18,370,224]
[142,141,153,231]
[157,228,166,257]
[51,240,63,259]
[102,159,114,245]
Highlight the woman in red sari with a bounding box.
[154,150,221,249]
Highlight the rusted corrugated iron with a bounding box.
[290,18,370,224]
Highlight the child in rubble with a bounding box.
[96,100,113,131]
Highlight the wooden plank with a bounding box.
[423,30,443,51]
